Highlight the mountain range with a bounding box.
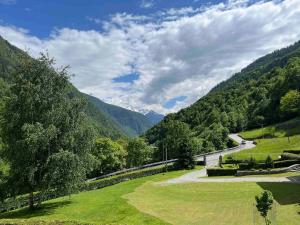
[0,36,164,138]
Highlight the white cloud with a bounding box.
[1,0,300,114]
[140,0,154,9]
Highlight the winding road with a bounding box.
[164,134,300,184]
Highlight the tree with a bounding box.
[152,120,193,160]
[176,137,196,169]
[265,155,274,169]
[91,137,127,174]
[255,190,274,225]
[126,138,154,168]
[280,90,300,118]
[1,55,95,209]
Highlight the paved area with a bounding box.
[164,134,258,184]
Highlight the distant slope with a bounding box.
[0,35,126,139]
[145,111,164,125]
[85,94,154,136]
[146,40,300,150]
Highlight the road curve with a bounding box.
[164,134,256,184]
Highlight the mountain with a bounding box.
[0,36,158,138]
[0,36,125,139]
[145,111,164,125]
[146,40,300,152]
[84,94,154,136]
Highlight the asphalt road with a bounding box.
[196,133,255,167]
[165,134,256,184]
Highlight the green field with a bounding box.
[225,118,300,161]
[240,117,300,140]
[226,134,300,161]
[1,168,300,225]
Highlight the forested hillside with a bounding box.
[146,41,300,158]
[0,36,157,138]
[85,94,154,136]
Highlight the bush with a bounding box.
[265,155,274,169]
[83,166,173,191]
[207,168,237,176]
[283,150,300,154]
[281,153,300,160]
[273,159,300,168]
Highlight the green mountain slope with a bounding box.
[85,94,153,136]
[0,36,126,139]
[146,40,300,151]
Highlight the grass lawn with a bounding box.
[240,117,300,140]
[225,134,300,161]
[1,167,299,225]
[0,170,192,225]
[126,181,300,225]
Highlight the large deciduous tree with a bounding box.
[91,137,127,174]
[1,54,95,209]
[280,90,300,118]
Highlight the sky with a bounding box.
[1,0,300,115]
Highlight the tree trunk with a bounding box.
[29,192,34,210]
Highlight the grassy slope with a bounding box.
[226,118,300,161]
[1,168,299,225]
[0,170,189,225]
[126,181,300,225]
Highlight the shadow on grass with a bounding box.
[0,200,72,219]
[257,182,300,205]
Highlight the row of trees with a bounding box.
[90,137,154,177]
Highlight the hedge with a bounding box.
[273,159,300,168]
[207,168,237,176]
[0,165,173,213]
[281,153,300,160]
[283,150,300,154]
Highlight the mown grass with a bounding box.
[126,181,300,225]
[224,117,300,161]
[1,166,299,225]
[240,117,300,140]
[0,169,192,225]
[226,134,300,161]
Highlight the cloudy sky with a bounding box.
[1,0,300,114]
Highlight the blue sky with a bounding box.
[0,0,299,114]
[0,0,223,38]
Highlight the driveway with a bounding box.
[165,133,256,184]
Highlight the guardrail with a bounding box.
[88,144,243,182]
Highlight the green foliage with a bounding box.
[86,94,154,136]
[1,54,95,208]
[206,168,237,176]
[265,155,274,169]
[255,191,274,225]
[175,138,196,169]
[91,137,127,175]
[280,90,300,118]
[146,41,300,151]
[126,138,154,168]
[281,152,300,160]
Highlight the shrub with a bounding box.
[273,159,300,168]
[207,168,237,176]
[265,155,274,169]
[281,153,300,160]
[248,156,258,169]
[283,150,300,154]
